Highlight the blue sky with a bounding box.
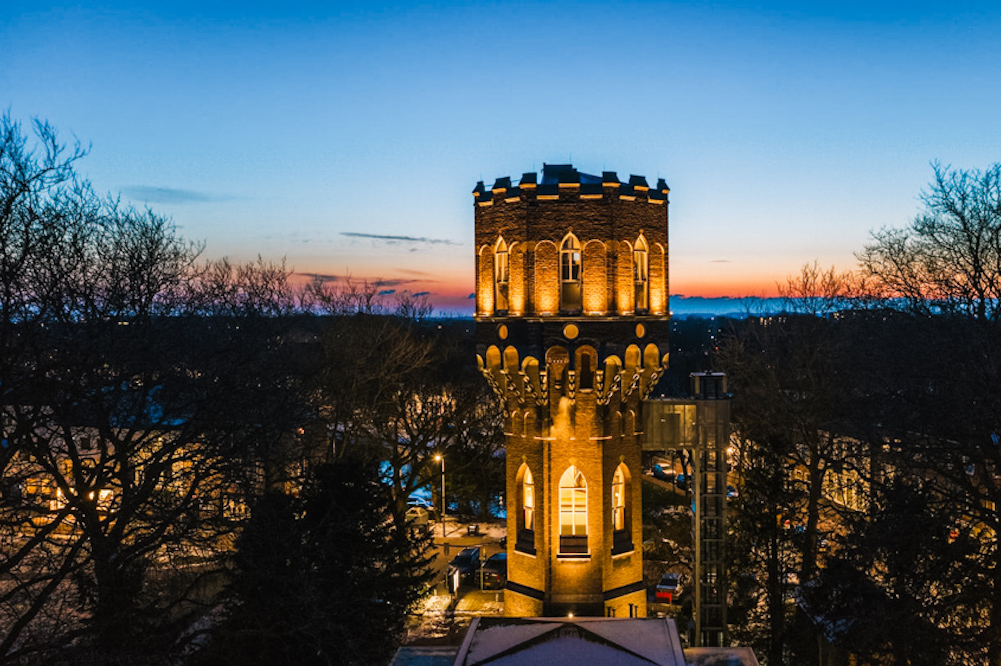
[4,1,1001,313]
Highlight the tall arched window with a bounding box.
[559,465,588,555]
[523,466,534,531]
[516,464,536,554]
[612,466,626,531]
[560,233,582,312]
[492,236,508,314]
[633,235,649,312]
[612,463,633,554]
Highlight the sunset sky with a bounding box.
[4,1,1001,313]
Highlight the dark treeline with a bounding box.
[0,116,499,664]
[716,161,1001,664]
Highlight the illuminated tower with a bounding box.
[474,164,670,617]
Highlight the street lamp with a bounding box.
[434,454,445,538]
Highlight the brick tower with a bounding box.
[474,164,670,617]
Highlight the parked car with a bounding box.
[405,505,431,534]
[448,546,481,586]
[655,572,681,604]
[480,552,507,590]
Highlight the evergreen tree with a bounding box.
[201,458,434,666]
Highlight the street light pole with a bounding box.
[435,454,445,538]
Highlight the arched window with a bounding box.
[494,237,509,313]
[523,467,535,531]
[560,233,582,312]
[559,465,588,555]
[515,464,537,554]
[612,466,626,531]
[612,463,633,554]
[633,235,649,312]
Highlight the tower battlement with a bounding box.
[474,164,669,206]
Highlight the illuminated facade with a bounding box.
[474,164,670,617]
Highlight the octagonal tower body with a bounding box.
[474,164,670,617]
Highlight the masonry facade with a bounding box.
[474,164,671,617]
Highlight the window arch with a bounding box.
[612,465,626,531]
[494,236,509,313]
[633,235,649,312]
[559,465,588,555]
[612,463,634,554]
[515,464,537,554]
[523,466,535,531]
[560,233,582,312]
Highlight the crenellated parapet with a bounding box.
[473,166,670,207]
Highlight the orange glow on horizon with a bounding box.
[288,259,798,314]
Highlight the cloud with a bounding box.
[341,232,460,246]
[296,272,345,283]
[122,186,233,204]
[709,259,731,263]
[374,278,420,287]
[379,289,396,296]
[412,291,430,297]
[293,273,441,289]
[468,293,476,299]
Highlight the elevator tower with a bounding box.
[474,164,670,617]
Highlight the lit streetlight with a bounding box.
[434,454,445,538]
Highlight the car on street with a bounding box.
[480,552,507,590]
[655,572,681,604]
[448,546,481,586]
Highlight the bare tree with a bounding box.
[0,115,303,662]
[859,161,1001,321]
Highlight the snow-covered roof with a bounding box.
[453,617,687,666]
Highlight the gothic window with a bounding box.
[523,466,535,531]
[612,465,626,531]
[559,465,588,555]
[633,235,649,312]
[516,464,536,554]
[612,463,633,554]
[494,237,509,313]
[560,233,582,312]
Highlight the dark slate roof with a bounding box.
[492,176,512,190]
[542,164,579,185]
